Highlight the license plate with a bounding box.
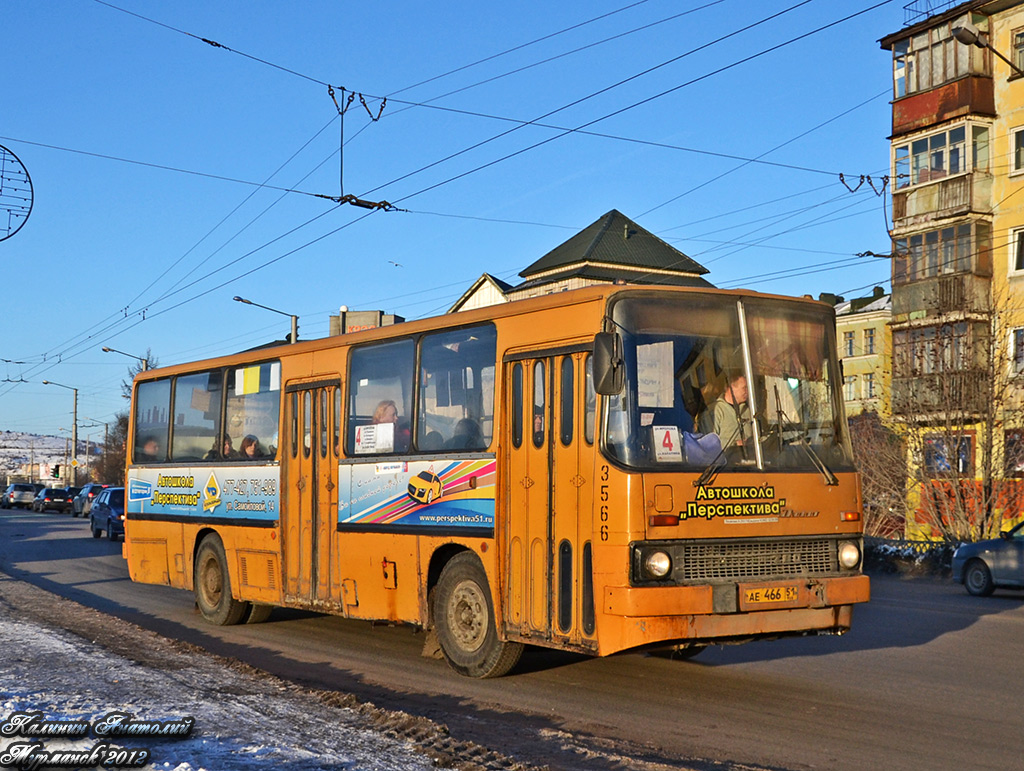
[743,585,799,605]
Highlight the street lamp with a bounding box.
[952,18,1024,78]
[233,295,299,344]
[101,346,149,370]
[42,380,77,484]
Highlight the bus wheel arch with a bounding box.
[432,550,523,678]
[194,532,250,625]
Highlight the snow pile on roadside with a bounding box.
[0,611,445,770]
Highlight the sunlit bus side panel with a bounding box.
[125,360,284,602]
[331,323,502,625]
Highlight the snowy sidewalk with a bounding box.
[0,576,525,771]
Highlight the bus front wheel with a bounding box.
[194,535,250,625]
[434,552,523,678]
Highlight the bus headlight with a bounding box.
[838,541,861,569]
[644,550,672,578]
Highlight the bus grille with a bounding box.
[680,538,837,581]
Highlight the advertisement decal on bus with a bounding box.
[126,466,279,526]
[338,458,495,533]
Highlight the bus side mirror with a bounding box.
[593,332,624,395]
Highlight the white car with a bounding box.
[2,484,36,509]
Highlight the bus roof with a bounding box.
[132,284,833,383]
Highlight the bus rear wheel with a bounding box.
[195,535,250,625]
[434,552,522,678]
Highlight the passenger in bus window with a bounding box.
[206,435,235,460]
[533,411,545,446]
[239,434,263,459]
[140,436,161,462]
[373,399,410,452]
[699,373,752,450]
[447,418,483,450]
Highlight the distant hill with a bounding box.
[0,431,102,482]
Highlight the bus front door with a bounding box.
[503,352,595,649]
[283,382,339,604]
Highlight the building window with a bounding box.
[1013,127,1024,174]
[924,435,973,476]
[893,123,989,190]
[844,375,857,401]
[1012,329,1024,375]
[893,322,972,377]
[893,221,990,285]
[1005,429,1024,477]
[1015,29,1024,74]
[892,20,987,99]
[864,328,876,355]
[843,331,855,357]
[865,372,876,399]
[1011,228,1024,275]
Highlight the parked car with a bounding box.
[2,484,37,509]
[952,520,1024,596]
[72,483,108,518]
[33,487,71,513]
[89,487,125,541]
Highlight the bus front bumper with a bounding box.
[605,574,870,617]
[598,575,869,654]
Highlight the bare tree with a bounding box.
[91,412,129,486]
[849,411,907,537]
[119,348,158,400]
[887,286,1024,542]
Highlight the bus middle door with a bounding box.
[283,381,339,604]
[503,349,593,646]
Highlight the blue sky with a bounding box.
[2,0,910,437]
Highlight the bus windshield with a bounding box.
[603,294,854,473]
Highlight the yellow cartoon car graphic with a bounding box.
[407,470,443,504]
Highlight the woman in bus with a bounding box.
[373,399,410,452]
[239,434,263,459]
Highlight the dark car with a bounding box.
[89,487,125,541]
[33,487,71,513]
[72,483,108,518]
[952,520,1024,596]
[2,484,37,509]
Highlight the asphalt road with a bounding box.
[2,508,1022,771]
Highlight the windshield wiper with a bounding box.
[694,443,727,488]
[771,383,837,486]
[794,437,838,486]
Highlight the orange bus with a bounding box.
[124,285,869,677]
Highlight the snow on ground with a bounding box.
[0,608,449,770]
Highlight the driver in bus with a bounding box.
[699,372,753,451]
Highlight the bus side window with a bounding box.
[333,386,342,457]
[584,354,595,445]
[560,356,573,446]
[512,363,523,449]
[226,361,282,460]
[319,388,329,458]
[417,324,497,452]
[348,339,414,455]
[290,391,299,459]
[171,370,223,462]
[533,360,546,448]
[133,378,171,464]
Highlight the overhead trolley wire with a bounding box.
[375,0,897,206]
